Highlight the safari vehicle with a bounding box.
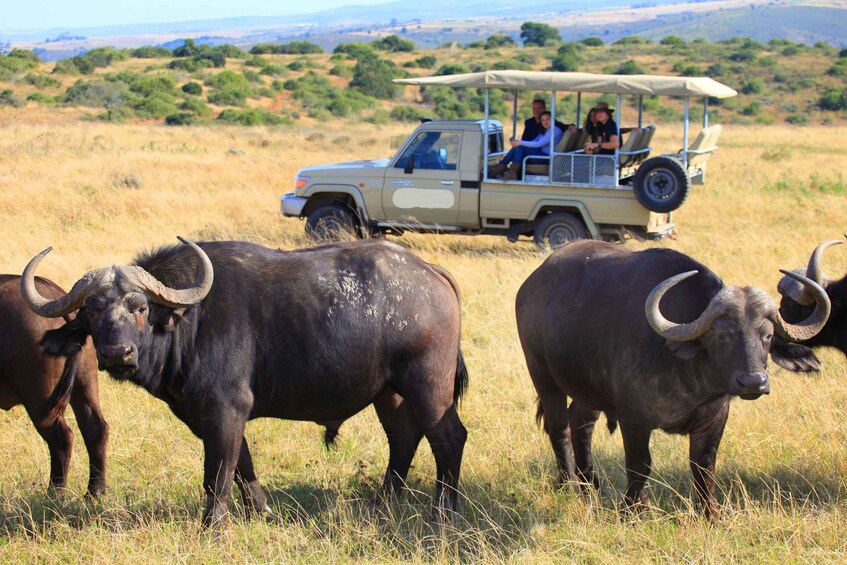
[281,70,736,248]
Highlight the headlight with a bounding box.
[294,176,310,190]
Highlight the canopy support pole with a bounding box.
[683,97,690,169]
[511,90,518,140]
[638,95,644,128]
[703,98,709,128]
[484,89,490,179]
[576,92,582,127]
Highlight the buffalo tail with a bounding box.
[39,353,78,428]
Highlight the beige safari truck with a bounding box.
[281,70,736,248]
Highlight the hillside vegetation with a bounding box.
[1,33,846,128]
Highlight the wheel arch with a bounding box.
[302,185,369,224]
[528,200,600,239]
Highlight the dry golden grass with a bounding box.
[0,115,845,562]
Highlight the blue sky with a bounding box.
[2,0,396,31]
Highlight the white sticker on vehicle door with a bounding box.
[392,188,455,209]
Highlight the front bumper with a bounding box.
[280,193,307,217]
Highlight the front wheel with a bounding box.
[533,212,588,250]
[305,204,359,243]
[633,157,691,213]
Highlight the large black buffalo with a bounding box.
[21,238,467,526]
[0,275,108,497]
[776,237,846,364]
[516,240,830,517]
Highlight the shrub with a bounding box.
[0,52,38,80]
[819,88,847,111]
[182,81,203,95]
[350,54,401,99]
[580,37,604,47]
[520,22,561,47]
[435,62,470,76]
[217,108,288,125]
[549,43,579,72]
[8,49,41,63]
[484,34,516,50]
[705,63,725,77]
[741,78,765,94]
[329,64,352,77]
[249,41,323,55]
[22,73,61,88]
[132,92,178,119]
[785,113,808,125]
[415,55,437,68]
[26,92,54,104]
[259,65,287,77]
[63,79,129,108]
[165,112,195,125]
[287,61,304,71]
[84,47,128,68]
[372,35,415,52]
[729,51,756,62]
[333,42,376,60]
[390,105,427,122]
[615,60,645,75]
[0,89,24,108]
[660,36,686,46]
[613,36,650,45]
[179,96,211,116]
[131,46,172,58]
[245,55,269,68]
[52,56,95,75]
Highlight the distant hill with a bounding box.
[2,0,846,61]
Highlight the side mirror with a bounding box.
[404,155,415,174]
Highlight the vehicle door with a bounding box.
[382,130,462,226]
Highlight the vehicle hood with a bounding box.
[298,159,391,176]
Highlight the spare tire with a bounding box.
[632,156,691,213]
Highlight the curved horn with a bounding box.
[779,240,842,305]
[774,269,831,341]
[118,237,214,308]
[645,271,733,342]
[21,248,116,318]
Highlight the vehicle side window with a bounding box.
[395,131,462,170]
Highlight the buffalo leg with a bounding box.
[373,388,424,499]
[234,436,270,517]
[569,400,601,491]
[200,411,245,528]
[619,420,653,510]
[689,406,729,519]
[422,403,467,516]
[27,404,73,493]
[69,380,109,497]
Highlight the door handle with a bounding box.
[391,180,413,186]
[440,181,454,185]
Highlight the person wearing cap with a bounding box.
[584,102,619,155]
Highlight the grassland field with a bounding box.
[0,113,845,562]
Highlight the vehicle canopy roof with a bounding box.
[395,70,737,98]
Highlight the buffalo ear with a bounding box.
[770,336,822,372]
[40,318,88,357]
[151,306,187,332]
[665,339,702,360]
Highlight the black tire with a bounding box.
[305,204,359,243]
[632,156,691,213]
[533,212,588,250]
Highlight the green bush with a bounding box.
[415,55,437,68]
[549,43,579,72]
[741,78,765,94]
[520,22,561,47]
[84,47,128,68]
[0,89,24,108]
[819,88,847,111]
[132,92,178,118]
[217,108,288,125]
[8,49,41,63]
[182,81,203,95]
[249,41,322,55]
[350,54,401,99]
[22,73,61,88]
[615,60,645,75]
[705,63,725,77]
[52,56,95,75]
[285,70,376,117]
[333,42,376,60]
[165,112,195,125]
[131,46,172,58]
[435,62,470,76]
[580,37,604,47]
[179,96,212,116]
[484,34,515,50]
[245,56,269,68]
[329,64,353,77]
[287,61,304,71]
[390,105,427,122]
[660,36,686,46]
[63,79,129,108]
[26,92,54,104]
[372,35,415,52]
[259,65,287,77]
[785,113,808,125]
[613,36,650,45]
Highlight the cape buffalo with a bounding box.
[0,275,107,497]
[21,238,467,526]
[516,240,830,517]
[776,237,846,365]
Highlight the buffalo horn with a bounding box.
[778,239,842,305]
[645,270,734,342]
[774,269,831,341]
[21,237,214,318]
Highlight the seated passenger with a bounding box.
[584,104,619,155]
[522,99,571,142]
[492,111,564,180]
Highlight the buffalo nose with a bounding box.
[734,372,770,399]
[98,343,137,367]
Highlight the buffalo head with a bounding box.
[646,269,830,400]
[21,237,213,378]
[776,237,846,361]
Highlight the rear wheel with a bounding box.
[533,212,588,250]
[305,204,359,243]
[633,157,691,213]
